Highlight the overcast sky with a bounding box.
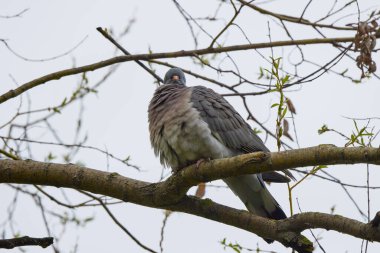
[1,1,380,253]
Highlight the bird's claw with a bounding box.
[196,158,211,168]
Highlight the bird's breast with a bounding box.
[162,105,233,169]
[148,87,233,170]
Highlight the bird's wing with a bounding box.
[191,86,269,153]
[191,85,295,181]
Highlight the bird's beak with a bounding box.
[172,75,180,81]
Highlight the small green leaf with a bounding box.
[45,152,56,161]
[60,97,67,106]
[340,69,348,75]
[258,67,264,79]
[281,75,290,84]
[252,128,262,134]
[318,124,329,135]
[280,106,288,119]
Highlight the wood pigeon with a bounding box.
[148,68,311,251]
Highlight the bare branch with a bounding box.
[96,27,163,84]
[0,8,29,19]
[238,0,355,30]
[209,1,243,48]
[0,135,139,169]
[1,35,376,105]
[0,236,53,249]
[78,190,158,253]
[0,36,87,62]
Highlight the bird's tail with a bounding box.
[223,174,286,222]
[223,174,314,253]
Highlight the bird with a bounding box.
[148,68,312,252]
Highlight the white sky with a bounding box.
[1,1,380,253]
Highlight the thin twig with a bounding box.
[78,190,158,253]
[96,27,163,84]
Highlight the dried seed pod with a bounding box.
[283,119,293,141]
[371,20,378,28]
[358,22,366,34]
[354,19,378,78]
[286,98,297,114]
[369,62,377,73]
[370,35,377,50]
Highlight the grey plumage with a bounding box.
[148,68,291,243]
[190,85,269,153]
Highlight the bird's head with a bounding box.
[163,68,186,86]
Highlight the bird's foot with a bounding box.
[247,151,270,163]
[196,158,211,168]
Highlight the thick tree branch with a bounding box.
[171,197,380,247]
[1,35,378,105]
[1,145,380,250]
[160,145,380,202]
[0,236,53,249]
